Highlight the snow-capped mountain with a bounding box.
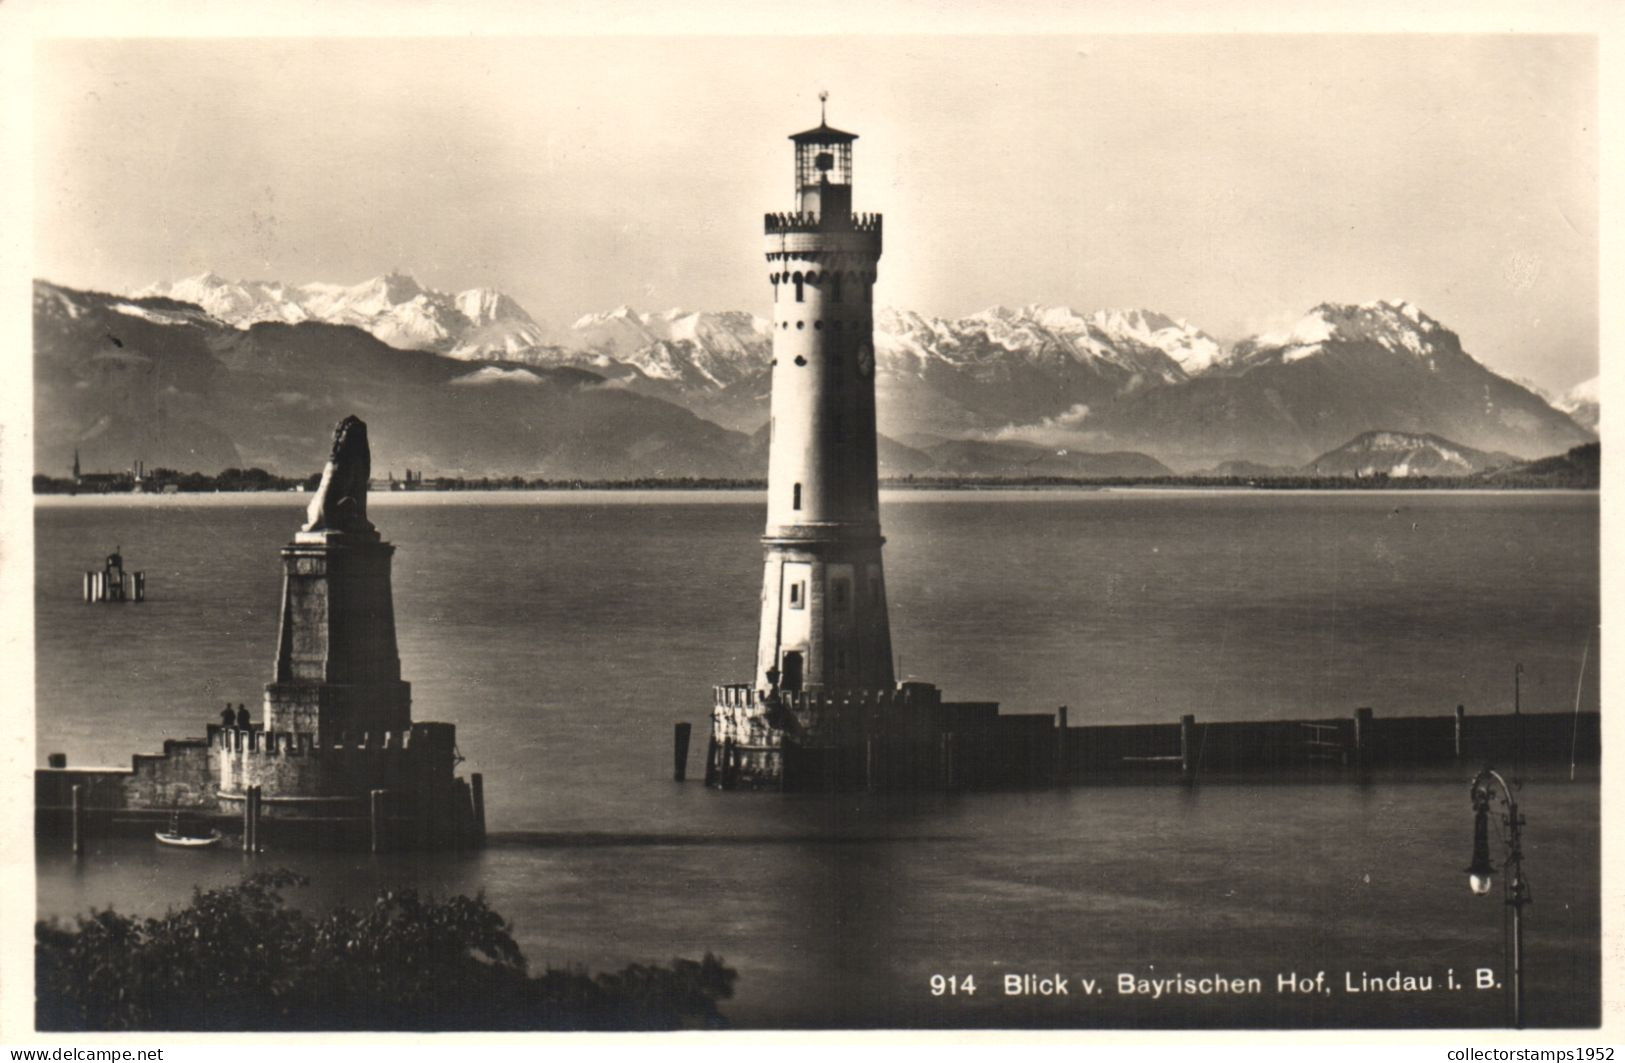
[138,272,551,356]
[141,272,315,325]
[1556,375,1599,430]
[443,305,775,398]
[37,279,761,480]
[456,287,531,329]
[861,303,1226,441]
[1510,373,1600,432]
[1090,300,1593,469]
[1089,308,1226,374]
[561,306,772,389]
[432,295,1593,468]
[874,304,1215,384]
[122,274,1595,473]
[1230,300,1460,371]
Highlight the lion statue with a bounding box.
[302,415,375,534]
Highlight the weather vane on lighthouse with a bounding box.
[819,90,828,123]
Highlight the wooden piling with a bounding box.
[1455,704,1465,759]
[470,774,486,844]
[1056,706,1069,783]
[1180,715,1195,775]
[242,789,253,853]
[673,722,692,781]
[247,785,262,853]
[70,784,83,856]
[370,789,385,852]
[1354,707,1374,769]
[703,736,718,787]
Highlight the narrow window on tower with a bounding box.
[789,581,805,609]
[794,273,805,302]
[793,482,802,510]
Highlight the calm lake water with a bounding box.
[34,489,1600,1028]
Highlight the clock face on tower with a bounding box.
[857,340,874,378]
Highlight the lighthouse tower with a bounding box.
[709,100,954,790]
[706,103,1036,790]
[757,101,893,696]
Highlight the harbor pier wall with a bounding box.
[708,687,1599,791]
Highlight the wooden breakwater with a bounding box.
[689,705,1600,791]
[1054,707,1597,783]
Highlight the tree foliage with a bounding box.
[36,870,736,1031]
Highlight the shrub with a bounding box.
[37,870,736,1031]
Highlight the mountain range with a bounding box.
[138,272,551,357]
[39,272,1597,479]
[36,282,752,479]
[1304,431,1517,478]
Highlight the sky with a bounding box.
[33,34,1598,393]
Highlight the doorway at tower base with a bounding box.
[707,682,1061,791]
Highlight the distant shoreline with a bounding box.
[33,475,1599,498]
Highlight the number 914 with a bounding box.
[930,974,977,996]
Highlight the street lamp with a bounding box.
[1466,766,1530,1028]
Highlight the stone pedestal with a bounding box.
[264,529,411,742]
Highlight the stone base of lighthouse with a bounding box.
[707,682,1063,791]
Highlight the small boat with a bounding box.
[155,829,222,848]
[155,812,221,848]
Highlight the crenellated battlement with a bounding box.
[713,682,938,714]
[764,211,882,234]
[210,716,460,817]
[764,215,882,261]
[209,722,452,758]
[714,684,758,709]
[713,681,944,751]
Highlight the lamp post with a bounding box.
[1467,766,1530,1028]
